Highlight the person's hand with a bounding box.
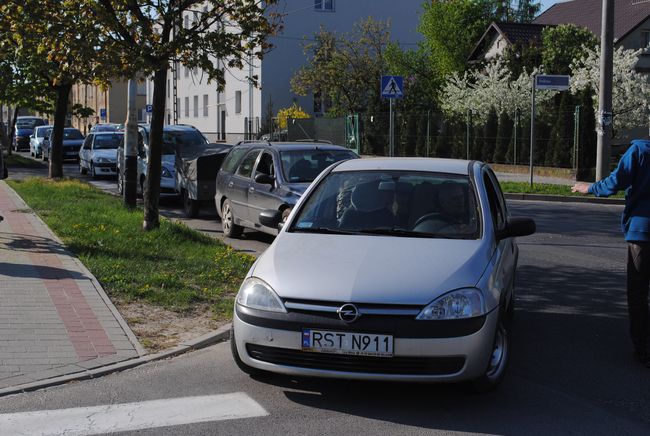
[571,182,591,194]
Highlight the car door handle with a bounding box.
[228,181,234,188]
[248,187,255,193]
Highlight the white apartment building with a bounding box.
[146,0,425,142]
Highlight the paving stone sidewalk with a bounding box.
[0,181,143,391]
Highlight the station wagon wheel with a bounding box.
[471,318,510,393]
[221,198,243,238]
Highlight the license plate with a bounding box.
[302,329,393,357]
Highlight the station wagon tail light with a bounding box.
[237,277,287,313]
[416,288,485,320]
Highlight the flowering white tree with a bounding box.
[570,45,650,133]
[440,59,556,122]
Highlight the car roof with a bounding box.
[92,131,123,135]
[234,141,353,153]
[332,157,474,175]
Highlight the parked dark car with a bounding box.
[13,116,48,151]
[42,128,85,162]
[215,141,359,238]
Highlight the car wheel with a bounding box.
[470,317,510,393]
[221,198,243,238]
[183,189,200,218]
[42,152,48,162]
[230,326,263,376]
[90,163,97,179]
[79,162,87,175]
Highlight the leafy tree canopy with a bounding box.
[291,17,391,116]
[542,24,597,75]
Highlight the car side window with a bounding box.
[486,169,508,219]
[83,135,93,150]
[221,147,249,174]
[482,171,506,231]
[254,152,275,178]
[235,150,261,179]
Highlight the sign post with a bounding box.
[530,75,571,186]
[381,75,404,157]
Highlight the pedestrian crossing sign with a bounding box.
[381,75,404,99]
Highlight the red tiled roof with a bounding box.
[534,0,650,41]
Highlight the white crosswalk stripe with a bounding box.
[0,392,268,436]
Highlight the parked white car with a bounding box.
[29,125,52,158]
[79,131,124,178]
[231,158,536,391]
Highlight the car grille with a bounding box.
[246,344,465,375]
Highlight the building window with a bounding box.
[203,94,209,117]
[235,91,242,114]
[184,97,189,117]
[642,30,650,50]
[184,65,189,78]
[193,95,199,117]
[314,0,334,11]
[176,98,180,118]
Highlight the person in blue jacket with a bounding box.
[573,139,650,365]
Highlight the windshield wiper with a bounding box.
[355,228,463,239]
[292,227,358,235]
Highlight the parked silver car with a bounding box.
[231,158,535,391]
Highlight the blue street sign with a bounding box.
[99,108,107,119]
[146,104,153,113]
[535,75,570,90]
[381,75,404,99]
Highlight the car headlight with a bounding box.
[236,277,286,313]
[95,157,115,163]
[416,288,485,320]
[161,166,173,178]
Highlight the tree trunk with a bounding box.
[49,84,72,178]
[8,107,19,156]
[142,67,168,231]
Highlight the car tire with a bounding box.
[90,163,97,179]
[221,198,243,238]
[79,163,87,175]
[470,316,510,393]
[230,326,264,376]
[183,189,200,218]
[42,152,48,162]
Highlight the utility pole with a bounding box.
[123,78,138,208]
[530,74,536,186]
[596,0,614,181]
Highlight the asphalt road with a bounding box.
[3,154,649,434]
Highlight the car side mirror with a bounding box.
[259,209,283,229]
[254,173,275,186]
[496,217,536,240]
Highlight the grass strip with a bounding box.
[499,181,625,198]
[4,153,46,168]
[8,178,254,319]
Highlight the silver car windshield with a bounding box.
[291,170,480,239]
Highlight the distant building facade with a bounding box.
[70,81,147,134]
[145,0,425,142]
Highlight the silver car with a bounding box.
[231,158,535,391]
[29,125,51,158]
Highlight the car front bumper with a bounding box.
[94,162,118,175]
[232,306,498,382]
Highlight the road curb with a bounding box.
[0,323,232,398]
[504,192,625,205]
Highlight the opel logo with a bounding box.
[337,303,360,323]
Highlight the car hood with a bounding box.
[284,182,310,197]
[252,233,491,306]
[91,149,117,159]
[63,139,84,147]
[162,154,175,167]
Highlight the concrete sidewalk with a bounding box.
[0,181,143,391]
